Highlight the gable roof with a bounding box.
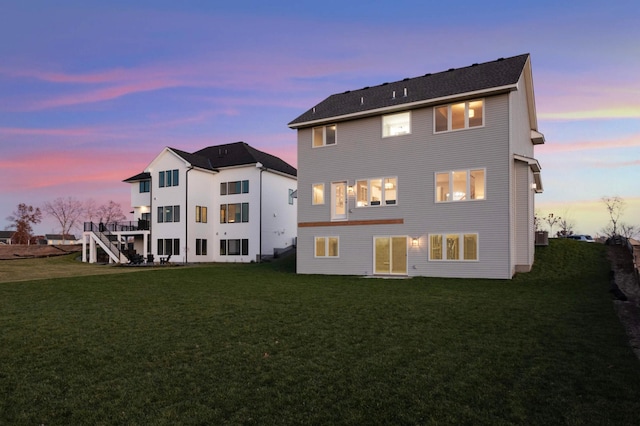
[124,142,296,182]
[45,234,77,240]
[289,53,530,128]
[192,142,297,177]
[0,231,15,239]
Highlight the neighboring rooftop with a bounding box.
[289,53,530,127]
[124,142,297,182]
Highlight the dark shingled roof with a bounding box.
[289,53,530,127]
[123,172,151,183]
[192,142,297,177]
[124,142,296,182]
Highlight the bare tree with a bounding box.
[557,208,575,237]
[97,200,127,224]
[534,209,543,232]
[601,196,625,237]
[6,204,42,244]
[544,213,561,237]
[42,197,84,241]
[620,223,638,240]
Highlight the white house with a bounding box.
[82,142,297,264]
[289,54,544,279]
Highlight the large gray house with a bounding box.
[289,53,544,279]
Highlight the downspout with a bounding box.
[257,163,268,262]
[185,166,194,264]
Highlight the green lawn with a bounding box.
[1,240,639,425]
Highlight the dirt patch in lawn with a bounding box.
[608,244,640,360]
[0,244,81,260]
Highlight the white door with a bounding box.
[331,182,347,221]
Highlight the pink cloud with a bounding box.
[536,133,640,154]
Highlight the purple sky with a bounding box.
[1,0,639,237]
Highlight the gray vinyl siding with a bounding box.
[298,94,517,278]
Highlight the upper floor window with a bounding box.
[382,112,411,137]
[139,180,150,193]
[313,124,336,147]
[220,203,249,223]
[196,206,208,223]
[356,177,397,207]
[435,169,485,202]
[159,169,179,188]
[312,183,325,205]
[434,99,484,133]
[221,180,249,195]
[157,205,180,223]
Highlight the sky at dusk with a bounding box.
[1,0,639,237]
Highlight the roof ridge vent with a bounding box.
[403,78,410,81]
[497,57,505,61]
[448,68,455,72]
[424,73,431,76]
[471,63,479,66]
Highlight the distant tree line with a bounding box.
[534,195,638,240]
[4,197,126,244]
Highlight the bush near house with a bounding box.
[1,240,639,424]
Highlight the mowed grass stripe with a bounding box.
[1,240,639,424]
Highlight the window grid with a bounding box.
[429,233,478,261]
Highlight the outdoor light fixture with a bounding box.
[412,237,419,247]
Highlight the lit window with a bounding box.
[429,233,478,261]
[355,177,398,207]
[382,112,411,137]
[312,125,337,147]
[315,236,339,257]
[196,206,208,223]
[312,183,325,205]
[435,169,485,202]
[434,99,484,133]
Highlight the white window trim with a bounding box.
[312,124,337,148]
[435,168,486,203]
[428,232,479,262]
[314,236,340,258]
[382,111,411,138]
[433,99,485,133]
[355,176,398,207]
[312,183,325,205]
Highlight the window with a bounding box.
[312,183,325,205]
[429,233,478,261]
[139,180,150,193]
[356,177,397,207]
[382,112,411,137]
[157,238,180,256]
[196,206,208,223]
[195,239,207,256]
[312,124,336,147]
[289,189,295,205]
[159,169,179,188]
[220,203,249,223]
[435,169,485,202]
[434,99,484,132]
[157,205,180,223]
[315,237,339,257]
[221,180,249,195]
[220,239,249,256]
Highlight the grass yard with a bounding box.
[1,240,640,425]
